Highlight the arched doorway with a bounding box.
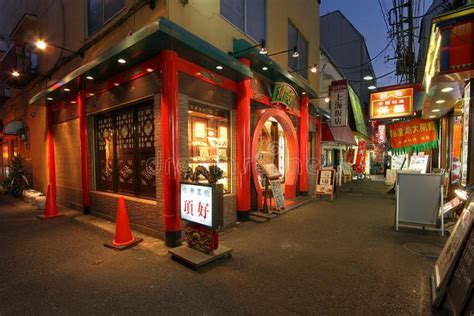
[251,108,299,210]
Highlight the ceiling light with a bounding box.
[429,115,437,118]
[435,99,446,104]
[47,97,53,101]
[441,87,454,93]
[36,40,47,50]
[215,65,223,70]
[262,66,268,71]
[368,85,376,90]
[117,58,126,64]
[363,75,374,80]
[70,100,76,104]
[432,109,441,112]
[63,88,71,92]
[302,91,306,95]
[324,96,330,103]
[310,65,318,73]
[86,76,94,80]
[88,93,94,97]
[114,83,119,87]
[11,70,20,77]
[146,68,153,72]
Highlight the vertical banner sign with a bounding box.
[377,125,386,144]
[354,141,366,174]
[330,80,348,127]
[461,82,471,187]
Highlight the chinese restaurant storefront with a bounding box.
[322,80,366,184]
[29,18,321,246]
[421,4,474,194]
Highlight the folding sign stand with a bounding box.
[169,182,232,270]
[395,175,444,236]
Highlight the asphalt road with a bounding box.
[0,181,446,315]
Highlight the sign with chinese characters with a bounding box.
[180,183,223,229]
[271,82,298,109]
[387,118,438,155]
[377,125,386,144]
[461,82,470,187]
[370,88,414,119]
[315,169,336,201]
[330,80,348,127]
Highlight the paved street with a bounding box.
[0,181,445,315]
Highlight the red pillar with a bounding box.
[78,90,91,214]
[160,50,181,247]
[47,106,57,205]
[299,94,309,193]
[316,117,322,170]
[236,58,252,220]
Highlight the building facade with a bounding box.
[0,0,322,246]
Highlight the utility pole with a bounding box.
[388,0,415,84]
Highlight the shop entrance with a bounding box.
[256,118,289,181]
[252,108,299,210]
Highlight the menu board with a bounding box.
[447,227,474,315]
[391,155,407,170]
[409,155,429,174]
[260,163,282,180]
[269,180,285,210]
[315,169,336,201]
[433,203,474,307]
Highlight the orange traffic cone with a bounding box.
[104,196,142,250]
[37,184,64,220]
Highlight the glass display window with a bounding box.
[95,100,156,198]
[188,102,231,194]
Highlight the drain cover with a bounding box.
[403,243,442,258]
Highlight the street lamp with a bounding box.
[363,75,374,80]
[35,39,83,57]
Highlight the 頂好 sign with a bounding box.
[370,88,414,119]
[180,183,218,228]
[271,82,298,109]
[330,80,348,127]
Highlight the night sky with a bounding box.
[321,0,432,87]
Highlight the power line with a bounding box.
[337,37,395,70]
[348,70,396,83]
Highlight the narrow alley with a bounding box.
[0,181,445,315]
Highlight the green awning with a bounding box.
[348,85,368,137]
[232,39,318,99]
[30,17,253,105]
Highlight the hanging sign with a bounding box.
[330,80,348,127]
[387,118,438,155]
[370,88,414,119]
[271,82,298,109]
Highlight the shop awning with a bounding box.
[30,17,253,105]
[347,85,368,138]
[232,39,318,99]
[322,122,357,145]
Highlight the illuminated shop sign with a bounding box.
[180,183,213,227]
[330,80,348,127]
[370,88,414,119]
[271,82,297,109]
[180,182,223,229]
